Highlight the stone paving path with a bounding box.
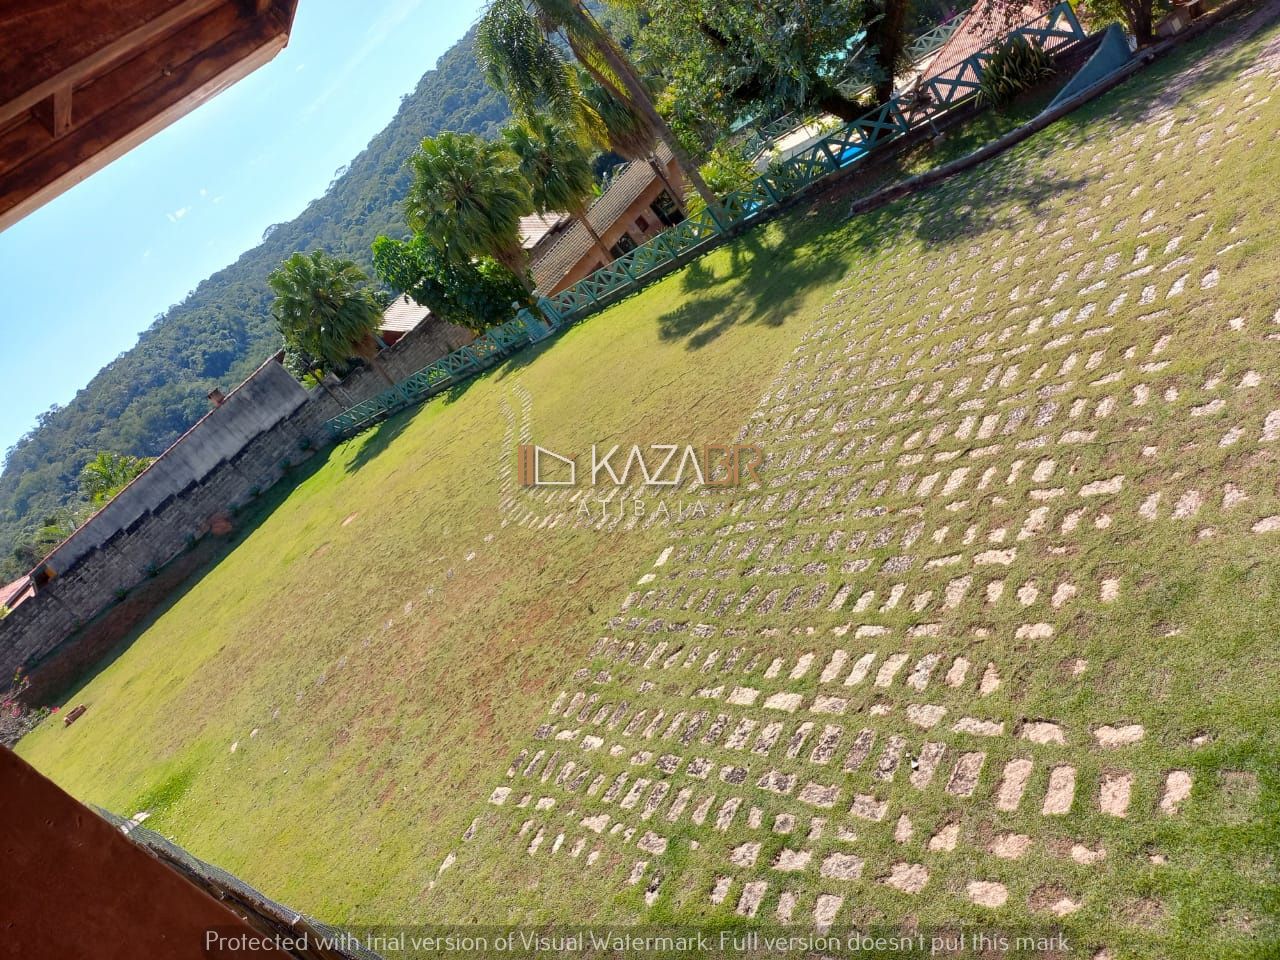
[434,12,1280,949]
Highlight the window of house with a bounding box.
[609,233,637,259]
[651,190,683,227]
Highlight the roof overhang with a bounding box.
[0,0,300,232]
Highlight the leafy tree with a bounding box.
[268,251,393,385]
[10,509,80,570]
[503,115,611,261]
[1083,0,1169,46]
[79,452,155,507]
[637,0,906,134]
[372,234,530,332]
[0,27,509,568]
[684,145,760,216]
[476,0,721,211]
[475,0,583,125]
[405,132,536,293]
[575,72,686,216]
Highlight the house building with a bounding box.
[530,145,686,295]
[0,574,34,613]
[519,210,572,261]
[379,292,432,346]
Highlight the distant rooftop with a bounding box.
[381,293,431,336]
[520,211,570,250]
[0,575,34,611]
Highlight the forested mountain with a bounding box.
[0,30,507,576]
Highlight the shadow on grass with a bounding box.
[656,217,851,350]
[341,365,493,475]
[28,451,330,710]
[652,88,1095,350]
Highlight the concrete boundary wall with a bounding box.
[0,317,472,701]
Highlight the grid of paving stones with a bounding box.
[436,12,1280,950]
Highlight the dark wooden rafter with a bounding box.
[0,0,298,230]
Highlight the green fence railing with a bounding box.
[734,8,972,160]
[325,3,1087,438]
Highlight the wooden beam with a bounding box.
[31,85,74,138]
[0,15,289,231]
[52,86,73,137]
[0,0,225,129]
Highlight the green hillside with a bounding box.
[0,30,507,577]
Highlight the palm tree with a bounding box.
[476,0,720,213]
[578,71,685,217]
[405,132,535,294]
[79,452,154,507]
[503,116,611,262]
[268,250,393,385]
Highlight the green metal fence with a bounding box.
[325,3,1087,438]
[734,8,973,158]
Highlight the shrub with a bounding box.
[685,147,761,216]
[976,36,1056,109]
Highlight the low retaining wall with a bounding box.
[0,318,472,703]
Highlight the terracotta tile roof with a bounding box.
[924,0,1051,79]
[531,144,676,293]
[520,211,570,250]
[380,294,432,335]
[0,575,34,610]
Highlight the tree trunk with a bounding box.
[354,335,397,388]
[1129,0,1155,46]
[312,369,342,405]
[598,43,722,214]
[500,248,537,298]
[815,90,866,122]
[647,156,686,218]
[563,6,723,216]
[866,0,912,104]
[572,202,613,262]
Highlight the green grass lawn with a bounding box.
[17,6,1280,957]
[16,199,844,920]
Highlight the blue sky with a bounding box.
[0,0,487,457]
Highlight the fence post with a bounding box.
[535,298,561,327]
[698,197,733,235]
[1059,1,1085,38]
[758,176,783,208]
[520,306,554,344]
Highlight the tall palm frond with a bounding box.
[475,0,579,125]
[79,452,153,506]
[503,116,611,261]
[477,0,720,212]
[405,132,534,291]
[268,251,388,381]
